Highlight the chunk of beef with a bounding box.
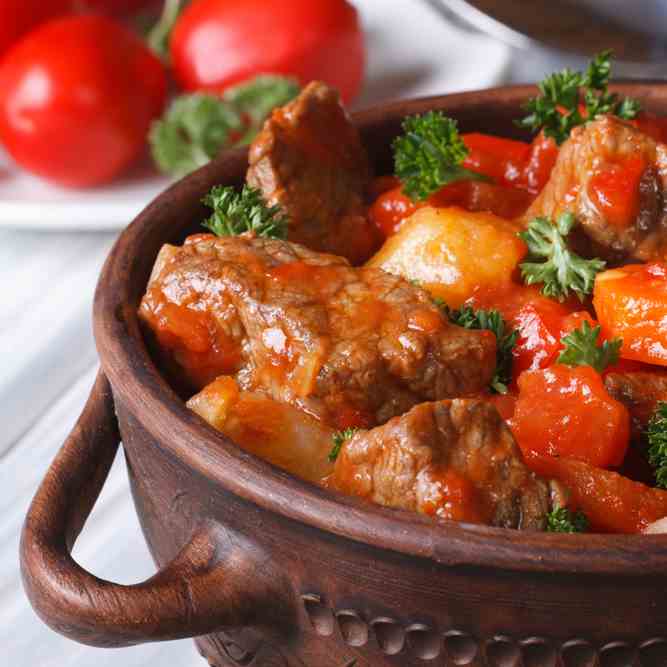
[524,115,667,262]
[246,81,378,264]
[328,398,565,529]
[604,369,667,438]
[140,234,496,427]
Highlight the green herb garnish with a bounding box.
[150,94,244,177]
[547,505,589,533]
[150,75,299,177]
[224,74,300,143]
[328,427,360,463]
[393,111,489,201]
[518,50,640,145]
[519,213,606,302]
[557,320,622,373]
[449,306,518,394]
[202,185,288,239]
[647,402,667,489]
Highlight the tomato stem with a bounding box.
[147,0,187,59]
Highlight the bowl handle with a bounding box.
[20,371,291,648]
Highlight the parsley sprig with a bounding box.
[449,306,518,394]
[557,320,622,373]
[224,75,300,143]
[519,213,606,302]
[150,94,244,177]
[328,427,360,463]
[202,185,288,239]
[518,50,640,145]
[546,505,589,533]
[393,111,488,201]
[150,75,299,177]
[647,403,667,489]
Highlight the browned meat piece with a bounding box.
[604,369,667,438]
[328,399,565,529]
[524,115,667,262]
[246,81,379,264]
[139,234,496,428]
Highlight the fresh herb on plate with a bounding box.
[647,402,667,489]
[449,306,518,394]
[393,111,489,201]
[150,74,299,177]
[557,320,622,373]
[518,50,640,145]
[150,94,244,177]
[224,74,300,143]
[546,505,589,533]
[202,185,288,239]
[519,212,606,302]
[328,427,360,463]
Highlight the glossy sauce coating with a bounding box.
[595,262,667,366]
[368,206,527,308]
[527,452,667,533]
[510,365,630,469]
[330,399,556,529]
[140,234,496,429]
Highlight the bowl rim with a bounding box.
[94,83,667,576]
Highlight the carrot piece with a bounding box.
[594,263,667,367]
[526,452,667,533]
[509,365,630,468]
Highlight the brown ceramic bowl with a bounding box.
[20,85,667,667]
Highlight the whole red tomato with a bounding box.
[0,0,73,59]
[75,0,161,16]
[0,15,167,188]
[170,0,365,103]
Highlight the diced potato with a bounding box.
[367,206,526,307]
[187,375,239,430]
[594,263,667,366]
[187,376,334,483]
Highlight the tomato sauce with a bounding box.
[140,291,243,389]
[417,468,492,524]
[509,365,630,469]
[368,131,558,241]
[462,133,531,187]
[589,156,646,229]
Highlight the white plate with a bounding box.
[0,0,510,231]
[0,151,173,231]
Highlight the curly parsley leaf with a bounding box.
[393,111,489,201]
[557,320,622,372]
[518,50,640,145]
[150,75,299,177]
[449,306,518,394]
[547,505,589,533]
[519,213,606,302]
[328,427,360,463]
[647,402,667,489]
[223,74,299,143]
[202,185,288,239]
[150,94,244,177]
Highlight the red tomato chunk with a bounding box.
[510,365,630,469]
[467,285,582,380]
